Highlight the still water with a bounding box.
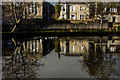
[2,36,120,78]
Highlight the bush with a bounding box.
[76,21,86,24]
[55,4,62,19]
[57,19,71,23]
[118,26,120,31]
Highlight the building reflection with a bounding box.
[22,38,54,61]
[58,36,120,78]
[56,36,120,78]
[2,37,54,78]
[107,39,120,53]
[60,38,89,56]
[2,36,120,78]
[83,43,119,78]
[59,36,120,78]
[59,36,120,56]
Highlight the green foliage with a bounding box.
[117,26,120,31]
[76,21,86,24]
[55,39,61,53]
[55,3,62,19]
[57,19,71,23]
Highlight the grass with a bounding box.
[57,19,71,24]
[2,29,120,34]
[76,21,87,24]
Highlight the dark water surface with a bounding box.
[2,35,120,79]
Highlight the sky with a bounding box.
[1,0,120,6]
[46,0,120,2]
[46,0,120,6]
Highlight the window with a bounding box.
[29,42,31,53]
[110,8,117,12]
[110,47,116,51]
[32,3,34,13]
[63,6,65,11]
[35,40,38,53]
[32,2,35,13]
[72,6,75,11]
[29,42,32,53]
[80,46,85,52]
[80,41,83,43]
[71,46,74,52]
[114,8,117,12]
[71,15,75,20]
[71,40,74,43]
[80,6,82,11]
[62,46,65,52]
[63,15,64,19]
[81,46,85,50]
[28,4,32,14]
[80,15,84,20]
[32,42,35,52]
[35,3,38,14]
[104,7,107,11]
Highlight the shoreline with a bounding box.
[2,31,120,39]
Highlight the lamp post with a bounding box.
[101,2,106,30]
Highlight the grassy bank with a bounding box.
[2,29,120,33]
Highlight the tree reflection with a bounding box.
[83,46,119,78]
[55,38,61,60]
[2,38,44,78]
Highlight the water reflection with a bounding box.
[58,36,120,78]
[2,36,120,78]
[60,38,89,56]
[83,46,119,78]
[59,36,120,55]
[2,37,54,78]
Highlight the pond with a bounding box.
[2,35,120,79]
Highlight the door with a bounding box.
[66,40,69,54]
[112,17,115,22]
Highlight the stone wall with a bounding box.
[16,20,108,31]
[46,20,108,30]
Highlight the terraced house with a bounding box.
[22,1,55,19]
[59,2,89,20]
[106,2,120,27]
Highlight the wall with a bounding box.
[108,15,120,22]
[59,3,89,20]
[23,2,43,19]
[22,2,55,19]
[46,20,108,30]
